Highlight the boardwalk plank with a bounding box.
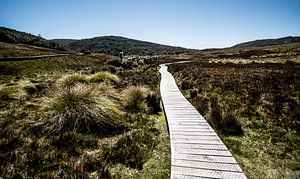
[173,153,238,164]
[173,143,227,150]
[173,166,246,179]
[173,159,243,172]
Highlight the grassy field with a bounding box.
[169,60,300,178]
[0,51,170,178]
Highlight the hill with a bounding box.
[53,36,190,56]
[232,36,300,48]
[0,26,191,57]
[0,27,66,51]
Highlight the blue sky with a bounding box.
[0,0,299,49]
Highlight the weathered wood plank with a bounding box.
[168,122,210,126]
[173,147,232,156]
[171,135,222,141]
[173,153,238,164]
[172,140,224,145]
[173,159,243,172]
[170,126,212,130]
[159,64,246,179]
[173,143,227,151]
[170,131,217,136]
[173,166,246,179]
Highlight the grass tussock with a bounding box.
[122,86,161,114]
[221,111,243,135]
[88,71,120,84]
[146,91,161,114]
[194,96,243,136]
[57,71,120,88]
[122,86,149,113]
[57,73,87,88]
[44,83,125,135]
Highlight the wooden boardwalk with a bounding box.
[159,64,247,179]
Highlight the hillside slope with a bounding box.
[233,36,300,48]
[0,27,66,51]
[54,36,190,55]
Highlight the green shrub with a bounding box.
[79,153,103,172]
[190,89,197,99]
[194,95,209,115]
[0,65,19,75]
[23,83,47,95]
[222,111,243,135]
[23,84,37,95]
[44,83,125,135]
[92,65,117,73]
[107,128,159,169]
[0,87,15,108]
[181,79,192,90]
[146,91,161,114]
[208,96,223,129]
[208,97,243,135]
[107,59,122,67]
[122,86,149,113]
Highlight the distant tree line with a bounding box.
[0,27,66,51]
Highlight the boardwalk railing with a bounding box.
[159,64,247,179]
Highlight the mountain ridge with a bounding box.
[232,36,300,48]
[1,26,299,56]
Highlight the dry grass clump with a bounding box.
[122,86,149,113]
[44,83,125,135]
[88,71,120,84]
[194,95,210,115]
[222,111,243,135]
[122,86,161,114]
[146,91,161,114]
[57,73,87,88]
[57,72,120,89]
[207,96,243,135]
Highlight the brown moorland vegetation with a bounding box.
[169,59,300,178]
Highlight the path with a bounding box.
[159,63,247,179]
[0,54,69,61]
